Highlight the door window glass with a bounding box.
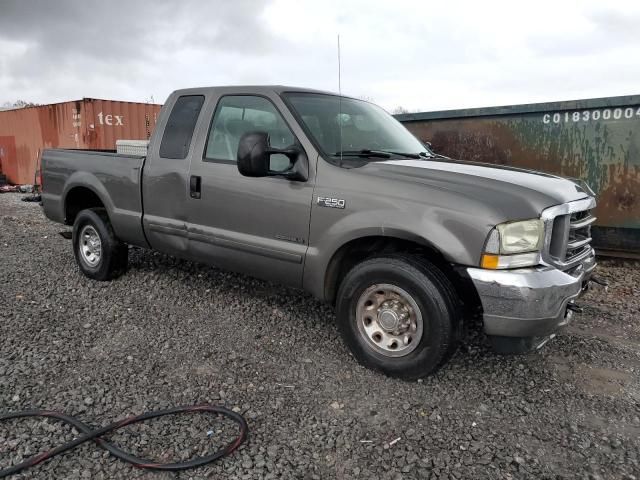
[159,95,205,159]
[205,95,295,171]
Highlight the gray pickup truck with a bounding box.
[42,86,597,379]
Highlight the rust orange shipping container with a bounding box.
[0,98,162,185]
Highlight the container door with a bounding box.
[186,94,314,287]
[0,136,18,184]
[142,95,205,257]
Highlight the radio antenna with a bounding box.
[337,34,342,95]
[337,34,343,165]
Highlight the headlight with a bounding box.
[496,219,543,253]
[481,219,543,269]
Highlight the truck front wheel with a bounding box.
[336,255,460,379]
[72,208,128,281]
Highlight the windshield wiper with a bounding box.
[420,151,449,159]
[333,149,424,159]
[333,149,391,158]
[383,150,422,159]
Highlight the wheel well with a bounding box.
[64,187,105,225]
[324,236,482,319]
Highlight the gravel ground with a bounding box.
[1,192,639,480]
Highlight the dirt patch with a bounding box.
[548,352,638,400]
[576,365,632,396]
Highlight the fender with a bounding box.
[62,171,149,247]
[63,171,116,222]
[302,207,485,301]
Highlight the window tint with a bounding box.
[159,95,205,159]
[205,95,295,170]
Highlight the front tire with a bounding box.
[336,255,460,379]
[72,208,128,281]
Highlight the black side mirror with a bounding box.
[237,131,271,177]
[237,131,308,181]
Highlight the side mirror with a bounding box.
[237,131,271,177]
[237,131,308,181]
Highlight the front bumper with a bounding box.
[467,252,595,337]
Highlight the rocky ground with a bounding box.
[0,192,639,479]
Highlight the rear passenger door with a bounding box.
[186,94,315,287]
[142,94,205,257]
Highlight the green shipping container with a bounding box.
[396,95,640,255]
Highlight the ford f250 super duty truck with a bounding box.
[42,86,598,379]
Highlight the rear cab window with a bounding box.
[159,95,205,159]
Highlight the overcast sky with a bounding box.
[1,0,639,112]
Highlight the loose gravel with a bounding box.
[1,192,639,479]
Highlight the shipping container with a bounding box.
[0,99,162,185]
[396,95,640,255]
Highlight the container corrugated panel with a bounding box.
[396,95,640,254]
[0,99,162,185]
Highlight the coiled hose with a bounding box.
[0,404,248,478]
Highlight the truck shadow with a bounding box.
[89,247,640,414]
[125,246,505,365]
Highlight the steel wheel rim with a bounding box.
[355,283,423,357]
[79,225,102,267]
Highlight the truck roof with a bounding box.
[170,85,342,97]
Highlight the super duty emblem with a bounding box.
[317,196,346,209]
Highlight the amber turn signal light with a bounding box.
[480,254,499,269]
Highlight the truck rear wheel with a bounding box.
[335,255,460,379]
[72,208,128,281]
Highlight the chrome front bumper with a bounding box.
[467,252,595,338]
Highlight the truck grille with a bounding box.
[566,210,595,262]
[541,197,596,270]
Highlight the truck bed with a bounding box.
[41,149,147,247]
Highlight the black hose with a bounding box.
[0,404,248,478]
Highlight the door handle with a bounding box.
[190,175,201,199]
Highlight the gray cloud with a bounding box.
[0,0,279,102]
[525,6,640,58]
[0,0,638,111]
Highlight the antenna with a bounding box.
[337,34,343,165]
[337,34,342,95]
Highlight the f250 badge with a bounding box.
[317,196,346,209]
[317,197,346,208]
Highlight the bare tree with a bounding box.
[2,100,40,109]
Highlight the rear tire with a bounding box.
[336,255,461,379]
[72,208,128,281]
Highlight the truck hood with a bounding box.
[363,158,591,218]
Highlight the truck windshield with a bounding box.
[282,92,428,162]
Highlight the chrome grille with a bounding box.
[566,210,596,262]
[541,197,596,270]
